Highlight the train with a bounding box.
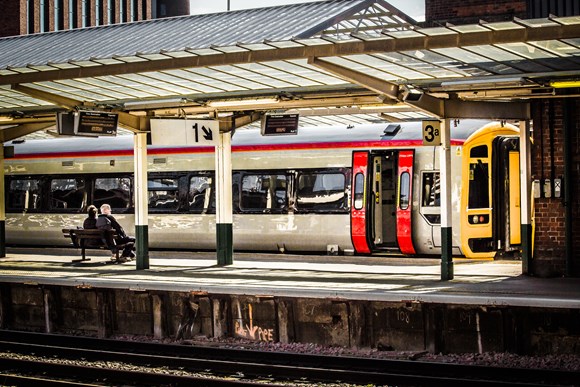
[3,119,523,258]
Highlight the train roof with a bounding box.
[7,119,499,156]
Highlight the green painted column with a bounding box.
[215,131,233,266]
[440,119,453,280]
[0,144,4,258]
[519,120,532,275]
[134,132,149,270]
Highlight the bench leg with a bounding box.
[72,246,91,263]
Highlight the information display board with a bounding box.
[75,111,118,137]
[261,114,299,136]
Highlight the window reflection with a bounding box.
[296,172,346,211]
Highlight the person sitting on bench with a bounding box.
[96,204,136,263]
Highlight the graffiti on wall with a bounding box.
[234,303,275,342]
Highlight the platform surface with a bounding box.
[0,247,578,308]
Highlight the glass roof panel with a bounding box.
[137,72,208,94]
[69,60,102,67]
[116,73,185,96]
[237,62,318,87]
[210,45,248,53]
[284,59,347,85]
[210,64,295,88]
[112,56,148,63]
[481,21,524,31]
[322,56,401,81]
[253,61,322,86]
[95,76,159,98]
[160,69,225,93]
[464,45,553,72]
[383,30,424,39]
[176,68,248,91]
[433,47,521,75]
[264,40,304,48]
[137,53,171,60]
[63,78,138,99]
[92,58,126,65]
[27,65,58,71]
[196,66,269,90]
[80,77,155,98]
[161,50,197,58]
[496,42,556,60]
[345,54,432,80]
[385,51,465,78]
[47,62,79,69]
[403,49,491,77]
[554,16,580,25]
[418,27,455,37]
[448,24,489,33]
[516,18,554,27]
[32,81,110,101]
[530,40,580,60]
[563,38,580,49]
[236,43,274,51]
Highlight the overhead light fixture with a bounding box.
[549,80,580,88]
[359,104,403,110]
[0,116,14,122]
[207,98,279,108]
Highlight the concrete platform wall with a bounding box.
[1,283,578,355]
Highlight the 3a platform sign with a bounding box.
[422,120,441,146]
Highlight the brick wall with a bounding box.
[0,1,23,37]
[425,0,527,26]
[531,99,580,277]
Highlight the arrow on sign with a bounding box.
[202,126,213,141]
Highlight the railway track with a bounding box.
[0,330,577,386]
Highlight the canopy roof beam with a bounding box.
[310,57,530,119]
[1,20,578,87]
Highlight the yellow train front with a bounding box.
[3,120,523,259]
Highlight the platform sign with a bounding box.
[261,113,299,136]
[75,111,118,137]
[422,120,441,146]
[151,119,218,146]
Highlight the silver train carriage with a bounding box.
[3,119,523,258]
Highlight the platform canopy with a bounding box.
[1,0,580,139]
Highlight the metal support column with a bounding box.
[519,120,533,274]
[215,131,233,266]
[0,144,5,258]
[134,132,149,270]
[440,119,453,280]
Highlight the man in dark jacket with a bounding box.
[97,204,135,262]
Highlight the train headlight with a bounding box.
[472,215,479,224]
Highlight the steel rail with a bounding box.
[0,330,577,386]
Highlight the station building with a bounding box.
[0,0,189,37]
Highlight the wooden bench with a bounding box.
[62,228,127,263]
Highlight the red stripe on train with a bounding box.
[10,140,464,159]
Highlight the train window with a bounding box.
[240,174,288,212]
[148,178,179,211]
[468,161,490,209]
[189,176,214,213]
[93,177,132,209]
[470,145,488,158]
[7,178,42,212]
[422,172,440,207]
[353,173,364,210]
[49,178,86,211]
[399,172,410,210]
[296,172,346,212]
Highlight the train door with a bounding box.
[461,135,521,258]
[351,150,416,255]
[493,137,521,253]
[371,152,397,248]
